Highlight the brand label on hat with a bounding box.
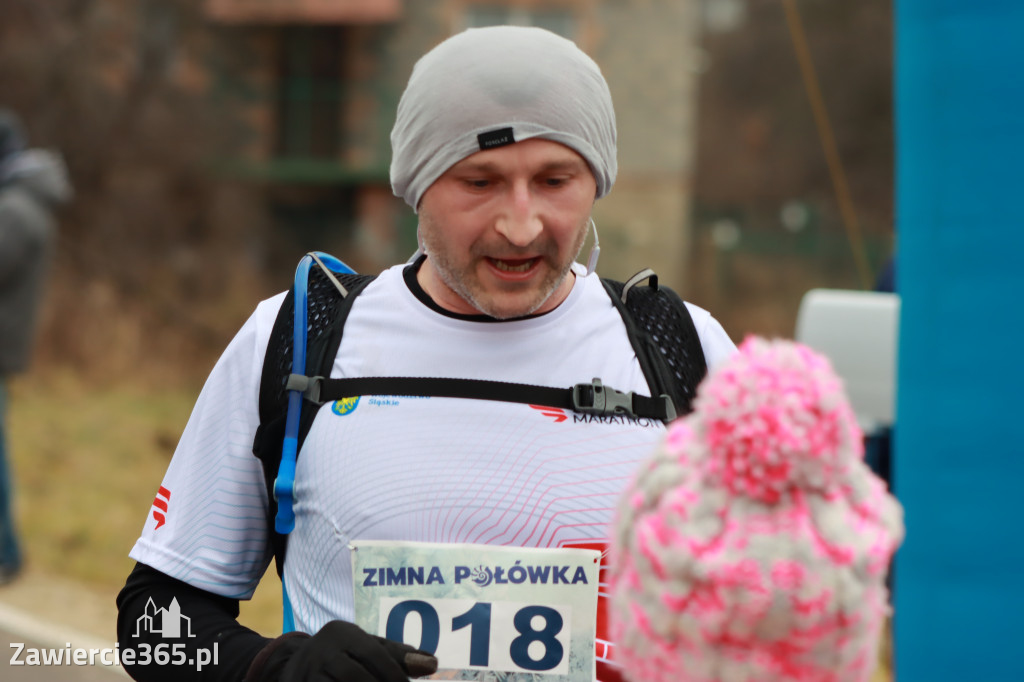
[477,127,516,150]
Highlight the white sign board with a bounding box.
[352,541,600,681]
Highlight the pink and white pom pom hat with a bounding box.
[609,337,904,682]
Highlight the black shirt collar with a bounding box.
[402,254,554,323]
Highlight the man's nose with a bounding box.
[494,182,542,246]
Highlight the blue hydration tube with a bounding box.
[274,251,355,632]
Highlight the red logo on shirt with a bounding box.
[151,486,171,530]
[529,404,567,423]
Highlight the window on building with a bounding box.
[275,25,344,160]
[462,4,576,40]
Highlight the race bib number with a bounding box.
[351,541,600,681]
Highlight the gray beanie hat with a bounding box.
[390,26,617,211]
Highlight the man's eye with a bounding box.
[466,179,490,188]
[544,177,567,187]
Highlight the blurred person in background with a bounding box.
[0,108,73,585]
[609,337,903,681]
[116,25,736,682]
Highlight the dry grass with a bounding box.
[6,367,282,635]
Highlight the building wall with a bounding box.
[590,0,702,292]
[210,0,702,289]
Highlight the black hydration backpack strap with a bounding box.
[253,262,707,577]
[252,267,376,577]
[601,269,707,417]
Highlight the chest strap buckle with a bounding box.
[572,378,636,417]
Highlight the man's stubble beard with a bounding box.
[418,213,589,319]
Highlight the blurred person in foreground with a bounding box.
[115,25,736,682]
[0,108,73,585]
[609,337,904,682]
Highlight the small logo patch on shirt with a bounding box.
[332,396,361,416]
[477,127,515,150]
[151,486,171,529]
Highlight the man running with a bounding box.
[117,26,735,682]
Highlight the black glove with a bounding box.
[244,620,438,682]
